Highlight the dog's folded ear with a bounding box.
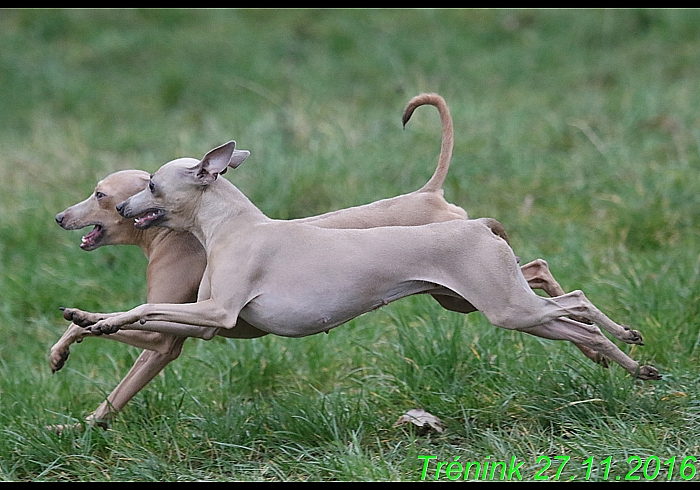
[195,141,250,183]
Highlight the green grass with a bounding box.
[2,8,700,481]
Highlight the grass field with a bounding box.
[2,8,700,481]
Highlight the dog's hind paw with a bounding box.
[636,365,662,380]
[621,325,644,345]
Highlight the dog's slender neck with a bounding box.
[131,226,164,258]
[140,227,190,260]
[192,177,267,248]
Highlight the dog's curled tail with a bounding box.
[402,93,454,194]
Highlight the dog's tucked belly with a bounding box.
[238,280,445,337]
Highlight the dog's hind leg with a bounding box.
[522,318,660,380]
[543,290,644,345]
[455,244,648,373]
[517,259,608,366]
[519,259,569,298]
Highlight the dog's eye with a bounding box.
[95,191,105,199]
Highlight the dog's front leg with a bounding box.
[50,321,192,372]
[47,329,188,433]
[60,307,119,329]
[49,323,88,372]
[48,339,187,434]
[67,299,238,336]
[87,337,187,428]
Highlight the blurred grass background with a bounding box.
[1,8,700,481]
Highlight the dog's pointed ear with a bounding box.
[218,149,250,175]
[228,149,250,169]
[195,141,241,184]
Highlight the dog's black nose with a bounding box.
[55,213,64,225]
[115,202,125,215]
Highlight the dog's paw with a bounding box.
[60,307,102,328]
[49,346,70,373]
[89,319,121,336]
[621,325,644,345]
[637,365,662,380]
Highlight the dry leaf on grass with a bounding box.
[393,408,444,433]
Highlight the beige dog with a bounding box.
[52,94,625,429]
[60,138,660,398]
[53,169,206,430]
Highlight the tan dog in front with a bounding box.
[60,138,660,415]
[52,94,619,430]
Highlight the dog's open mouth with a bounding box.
[80,225,104,251]
[133,209,166,230]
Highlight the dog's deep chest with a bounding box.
[238,278,439,338]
